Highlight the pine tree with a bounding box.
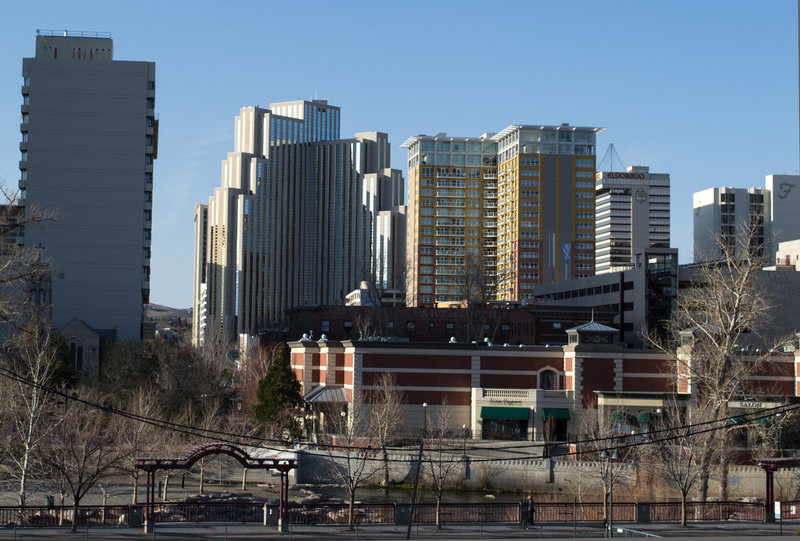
[252,348,302,434]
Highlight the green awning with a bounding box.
[755,417,771,425]
[637,412,654,422]
[542,408,571,420]
[728,417,743,425]
[480,406,531,420]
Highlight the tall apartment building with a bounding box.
[401,133,499,307]
[594,166,671,273]
[19,31,156,344]
[192,101,404,345]
[402,124,602,307]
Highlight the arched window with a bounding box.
[540,369,557,390]
[68,339,83,373]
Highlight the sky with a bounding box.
[0,1,797,309]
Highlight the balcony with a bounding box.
[21,83,30,95]
[20,123,28,133]
[20,104,29,114]
[19,141,28,152]
[19,160,27,170]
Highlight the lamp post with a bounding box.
[601,448,619,538]
[407,403,427,540]
[462,424,470,479]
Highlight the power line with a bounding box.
[1,364,797,465]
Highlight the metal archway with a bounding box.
[136,443,296,532]
[756,457,800,522]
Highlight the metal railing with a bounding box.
[35,29,112,38]
[0,499,790,528]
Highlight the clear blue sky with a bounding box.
[0,1,797,309]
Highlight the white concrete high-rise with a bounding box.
[693,174,800,263]
[594,166,670,273]
[693,186,770,261]
[19,31,156,343]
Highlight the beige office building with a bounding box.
[193,101,404,344]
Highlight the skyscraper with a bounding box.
[402,124,602,307]
[594,166,671,273]
[19,31,156,343]
[193,100,404,345]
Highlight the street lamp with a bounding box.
[407,402,428,540]
[422,402,428,437]
[462,424,470,479]
[600,448,620,538]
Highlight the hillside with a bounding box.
[146,303,191,323]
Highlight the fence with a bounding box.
[0,499,794,528]
[0,505,128,527]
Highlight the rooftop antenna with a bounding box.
[596,141,626,172]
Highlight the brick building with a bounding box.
[289,322,799,445]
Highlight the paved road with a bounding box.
[0,521,795,540]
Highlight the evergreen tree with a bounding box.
[252,348,302,435]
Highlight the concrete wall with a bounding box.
[296,448,796,501]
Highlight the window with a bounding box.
[540,369,557,390]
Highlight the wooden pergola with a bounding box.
[136,443,296,532]
[756,457,800,522]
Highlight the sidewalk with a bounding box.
[0,521,795,540]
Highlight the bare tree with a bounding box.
[39,387,126,532]
[648,222,791,501]
[4,329,65,507]
[0,183,56,336]
[457,254,500,343]
[183,399,225,496]
[115,384,163,504]
[576,406,632,522]
[421,403,462,529]
[152,335,228,417]
[237,341,278,415]
[319,394,379,530]
[367,372,406,486]
[645,400,704,526]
